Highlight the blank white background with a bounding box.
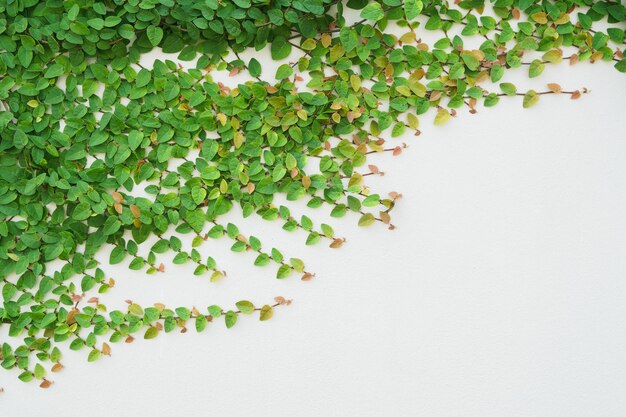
[2,40,626,416]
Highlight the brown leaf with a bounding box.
[368,164,379,174]
[130,204,141,218]
[39,380,52,389]
[125,336,134,344]
[114,203,123,214]
[108,278,115,288]
[158,263,165,272]
[329,238,345,249]
[102,343,111,355]
[380,211,391,224]
[274,296,286,305]
[301,272,315,281]
[87,297,99,304]
[111,191,123,203]
[66,309,78,324]
[154,302,166,310]
[51,363,64,373]
[547,83,562,93]
[155,322,163,331]
[569,54,579,65]
[392,146,402,156]
[571,90,581,100]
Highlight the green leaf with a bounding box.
[18,371,33,382]
[195,315,207,332]
[207,305,222,318]
[72,202,91,221]
[358,213,376,227]
[144,327,159,339]
[289,258,305,272]
[225,311,237,328]
[103,217,121,236]
[275,64,293,80]
[434,108,451,126]
[361,3,385,21]
[276,264,292,279]
[34,363,45,379]
[147,25,163,46]
[184,209,205,233]
[128,130,143,151]
[528,59,545,78]
[249,58,262,77]
[500,82,517,96]
[44,64,64,79]
[271,37,292,60]
[235,300,255,314]
[259,305,273,321]
[404,0,423,20]
[523,90,540,108]
[87,349,101,362]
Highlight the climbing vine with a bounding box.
[0,0,624,388]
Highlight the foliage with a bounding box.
[0,0,624,387]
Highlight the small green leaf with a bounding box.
[225,311,238,328]
[195,315,207,332]
[147,25,163,46]
[500,82,517,96]
[207,305,222,318]
[434,108,451,126]
[404,0,423,20]
[87,349,101,362]
[271,36,292,60]
[529,59,545,78]
[276,264,292,279]
[128,130,143,150]
[144,327,159,339]
[129,303,143,316]
[249,58,262,77]
[289,258,305,273]
[34,363,45,379]
[235,300,255,314]
[523,90,540,108]
[361,3,384,21]
[358,213,376,227]
[259,305,273,321]
[275,64,293,80]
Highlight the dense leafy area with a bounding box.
[0,0,624,387]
